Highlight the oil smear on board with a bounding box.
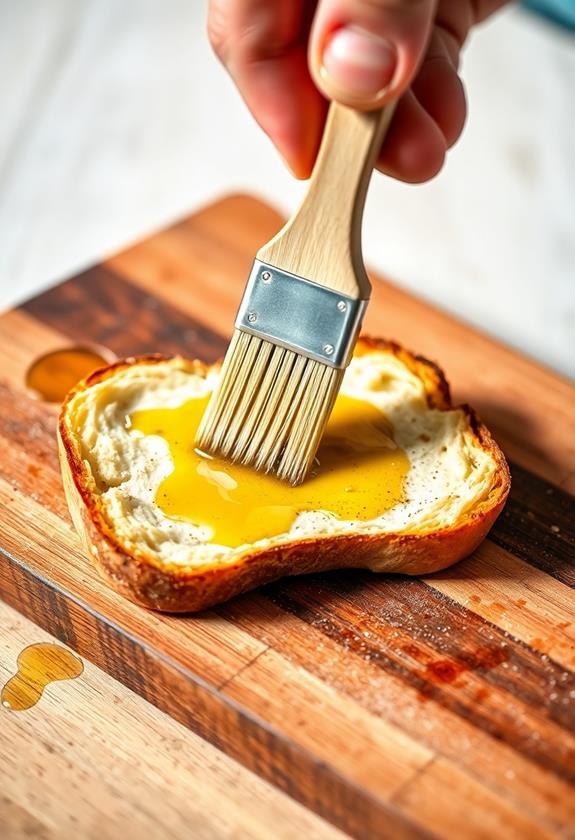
[1,643,84,711]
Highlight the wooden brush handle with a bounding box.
[258,100,397,299]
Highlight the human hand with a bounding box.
[208,0,509,182]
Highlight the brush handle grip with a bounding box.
[258,100,396,299]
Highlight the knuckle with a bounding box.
[207,4,285,66]
[207,2,231,62]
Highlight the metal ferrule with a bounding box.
[235,260,368,369]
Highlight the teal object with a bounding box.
[523,0,575,30]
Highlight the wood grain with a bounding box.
[22,265,227,362]
[1,194,574,839]
[222,589,575,834]
[0,601,343,840]
[489,463,575,586]
[254,575,574,779]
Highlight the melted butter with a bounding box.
[1,643,83,712]
[26,346,113,403]
[130,394,409,548]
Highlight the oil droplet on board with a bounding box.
[1,643,83,712]
[25,345,115,403]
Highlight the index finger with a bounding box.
[208,0,326,178]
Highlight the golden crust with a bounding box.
[58,338,511,613]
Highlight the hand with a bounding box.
[208,0,509,182]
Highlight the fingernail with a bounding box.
[321,26,396,100]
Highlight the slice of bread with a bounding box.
[58,338,510,612]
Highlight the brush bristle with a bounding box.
[195,331,344,485]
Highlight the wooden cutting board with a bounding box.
[0,195,573,839]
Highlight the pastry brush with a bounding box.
[196,100,396,485]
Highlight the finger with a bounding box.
[308,0,437,110]
[473,0,511,22]
[208,0,303,66]
[432,0,508,60]
[232,48,327,178]
[207,0,325,178]
[411,28,466,149]
[377,89,446,182]
[435,0,473,49]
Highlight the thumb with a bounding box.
[309,0,436,110]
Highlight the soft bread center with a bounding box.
[129,393,409,548]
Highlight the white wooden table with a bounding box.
[0,1,573,377]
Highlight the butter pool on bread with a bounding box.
[58,338,510,612]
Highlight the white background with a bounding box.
[0,0,573,377]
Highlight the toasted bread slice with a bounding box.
[58,338,510,612]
